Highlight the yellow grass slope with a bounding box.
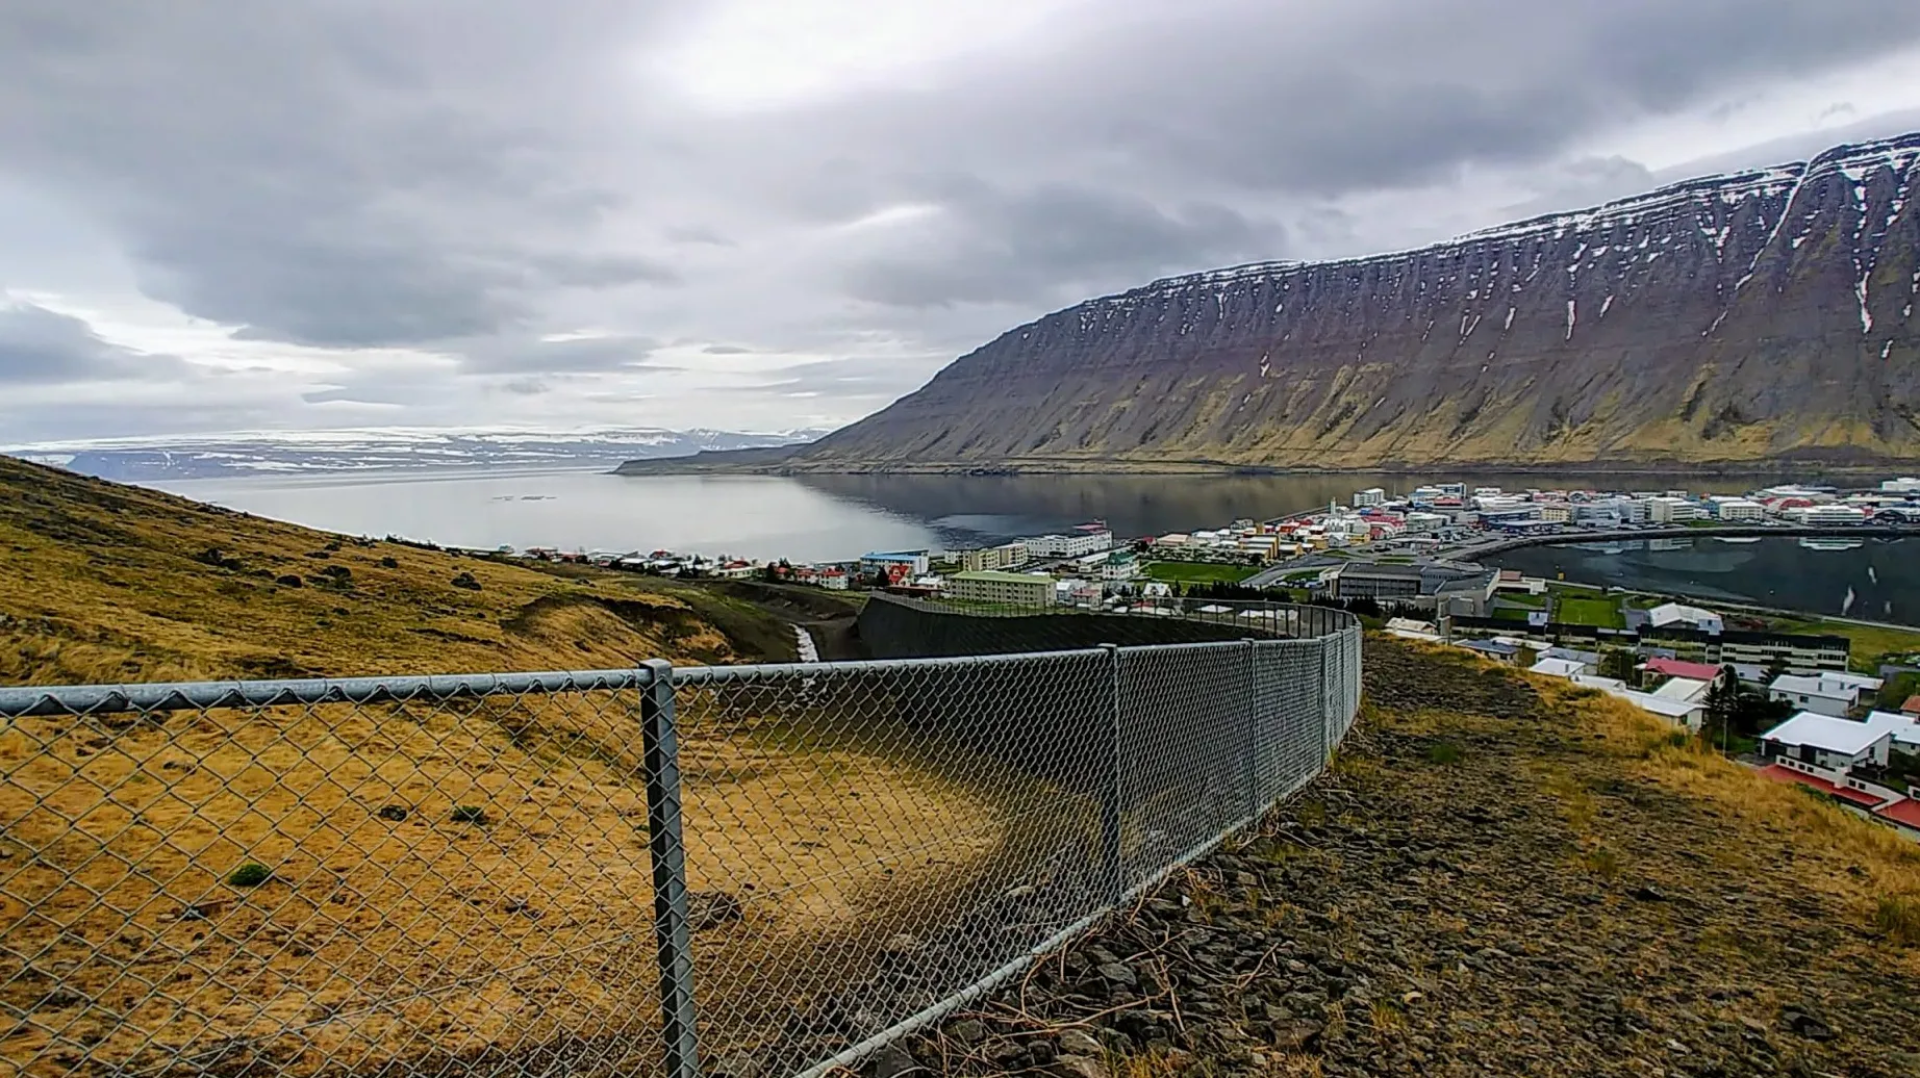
[0,455,749,685]
[0,458,1027,1076]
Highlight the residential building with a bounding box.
[1328,562,1423,600]
[1402,511,1447,533]
[1758,712,1895,770]
[1528,657,1586,679]
[1385,617,1440,642]
[960,541,1028,573]
[1101,550,1141,581]
[1353,487,1387,508]
[1709,497,1765,521]
[1903,694,1920,718]
[1572,503,1624,528]
[1620,690,1707,731]
[1645,602,1724,634]
[1711,630,1850,672]
[1788,504,1868,526]
[861,550,931,576]
[1639,657,1724,685]
[1867,710,1920,753]
[1645,496,1701,523]
[1537,503,1571,523]
[1540,646,1600,672]
[818,568,849,591]
[1880,477,1920,494]
[948,570,1055,606]
[1026,527,1114,559]
[1458,639,1520,663]
[1650,677,1711,704]
[1768,674,1861,717]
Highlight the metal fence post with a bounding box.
[639,659,700,1078]
[1098,643,1125,903]
[1242,638,1259,818]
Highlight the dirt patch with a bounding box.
[901,635,1920,1077]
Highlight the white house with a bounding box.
[1866,710,1920,753]
[1385,617,1440,642]
[1353,487,1387,508]
[1528,657,1587,680]
[1651,677,1712,704]
[1645,602,1725,634]
[1758,712,1896,770]
[1768,674,1863,718]
[1619,690,1708,731]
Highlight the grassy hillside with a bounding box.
[0,457,1026,1078]
[0,455,789,685]
[901,637,1920,1076]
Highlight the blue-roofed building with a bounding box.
[1457,638,1521,663]
[860,550,931,576]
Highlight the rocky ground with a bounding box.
[862,636,1920,1077]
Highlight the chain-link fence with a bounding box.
[1,605,1361,1078]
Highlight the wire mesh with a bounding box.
[0,678,670,1078]
[1,605,1362,1078]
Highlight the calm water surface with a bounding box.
[150,468,1773,563]
[1490,536,1920,627]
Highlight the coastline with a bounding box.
[614,454,1920,480]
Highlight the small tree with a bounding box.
[1599,648,1638,683]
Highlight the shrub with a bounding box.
[450,805,490,825]
[275,574,303,588]
[451,572,482,591]
[1425,741,1465,765]
[1580,847,1621,879]
[379,556,400,569]
[305,550,332,560]
[1875,895,1920,945]
[227,862,271,888]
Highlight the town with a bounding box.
[507,476,1920,840]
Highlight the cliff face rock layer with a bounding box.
[799,134,1920,471]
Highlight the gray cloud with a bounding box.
[743,357,945,397]
[455,334,673,375]
[3,0,1920,437]
[0,302,187,384]
[845,181,1283,308]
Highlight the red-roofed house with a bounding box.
[1876,798,1920,835]
[1640,658,1726,685]
[1903,694,1920,717]
[1756,764,1890,808]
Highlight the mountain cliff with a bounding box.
[788,134,1920,473]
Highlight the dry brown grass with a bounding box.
[1524,673,1920,970]
[0,458,1033,1075]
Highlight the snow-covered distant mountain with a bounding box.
[3,427,831,481]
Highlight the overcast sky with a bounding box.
[4,0,1920,445]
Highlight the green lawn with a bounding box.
[1497,590,1550,609]
[1281,569,1323,583]
[1767,618,1920,673]
[1143,561,1258,585]
[1492,606,1533,623]
[1555,594,1626,629]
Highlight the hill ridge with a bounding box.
[761,131,1920,473]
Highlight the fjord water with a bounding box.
[147,467,1918,621]
[150,467,1766,560]
[1489,535,1920,627]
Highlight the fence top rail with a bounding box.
[0,639,1273,718]
[1,598,1361,719]
[870,592,1362,633]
